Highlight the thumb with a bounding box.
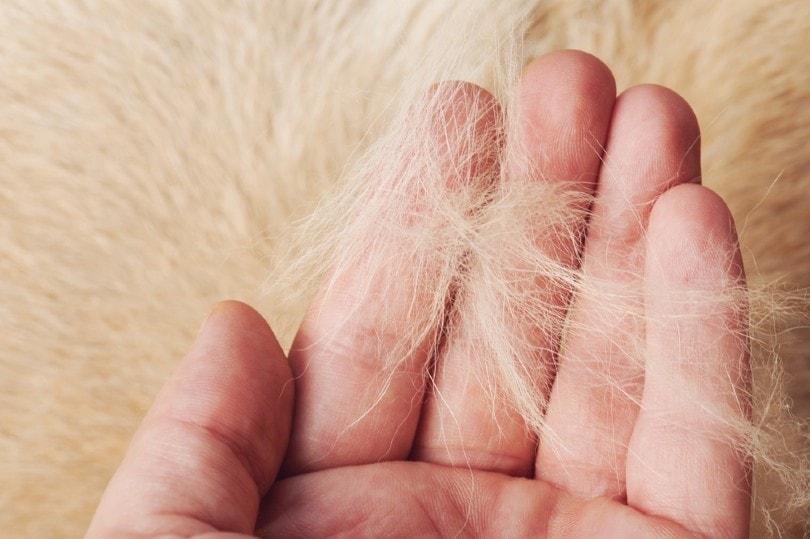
[87,301,294,538]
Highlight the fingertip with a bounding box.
[422,80,502,188]
[522,50,616,101]
[198,300,278,342]
[514,49,616,186]
[520,50,617,120]
[647,183,744,286]
[618,84,699,136]
[193,299,292,383]
[611,85,702,187]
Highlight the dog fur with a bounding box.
[1,1,808,536]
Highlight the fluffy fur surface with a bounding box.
[2,1,809,537]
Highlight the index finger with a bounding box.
[283,82,501,474]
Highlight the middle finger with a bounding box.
[412,51,617,477]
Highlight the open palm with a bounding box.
[89,51,750,539]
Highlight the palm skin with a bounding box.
[88,51,750,539]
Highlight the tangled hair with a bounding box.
[268,19,810,537]
[3,1,810,537]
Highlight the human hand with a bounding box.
[88,51,750,538]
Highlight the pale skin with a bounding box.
[88,51,751,538]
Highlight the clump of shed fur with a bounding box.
[3,1,810,537]
[270,32,810,536]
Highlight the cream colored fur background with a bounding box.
[1,1,808,537]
